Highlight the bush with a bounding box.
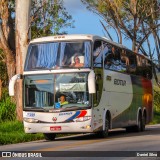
[154,89,160,112]
[0,89,16,122]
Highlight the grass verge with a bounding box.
[0,121,44,145]
[150,110,160,124]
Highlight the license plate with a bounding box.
[50,126,61,131]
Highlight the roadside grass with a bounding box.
[0,121,44,145]
[0,121,72,145]
[150,110,160,125]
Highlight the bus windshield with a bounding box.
[24,73,90,111]
[25,41,91,70]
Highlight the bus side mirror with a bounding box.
[9,74,22,96]
[88,70,96,94]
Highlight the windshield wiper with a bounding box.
[61,106,89,111]
[24,107,45,111]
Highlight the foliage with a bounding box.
[150,110,160,124]
[154,89,160,111]
[0,49,8,86]
[0,89,16,122]
[31,0,74,38]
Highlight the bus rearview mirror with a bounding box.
[9,74,22,96]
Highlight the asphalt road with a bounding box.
[1,124,160,160]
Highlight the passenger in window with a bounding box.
[105,47,120,66]
[70,54,84,67]
[121,50,129,66]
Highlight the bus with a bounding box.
[9,34,153,140]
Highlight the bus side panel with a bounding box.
[103,70,134,128]
[104,73,153,129]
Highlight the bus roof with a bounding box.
[30,34,128,50]
[30,34,150,61]
[30,34,101,43]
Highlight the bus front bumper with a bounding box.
[24,121,92,134]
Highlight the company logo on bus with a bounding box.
[59,112,72,116]
[52,117,57,121]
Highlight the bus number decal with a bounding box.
[26,112,35,117]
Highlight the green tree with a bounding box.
[31,0,74,38]
[82,0,159,56]
[0,49,8,100]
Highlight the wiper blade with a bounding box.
[24,107,45,111]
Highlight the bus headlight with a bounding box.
[24,118,39,123]
[73,116,91,122]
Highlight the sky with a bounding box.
[63,0,105,36]
[63,0,132,48]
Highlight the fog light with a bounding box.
[81,125,91,129]
[24,127,31,131]
[86,125,91,129]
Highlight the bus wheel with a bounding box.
[126,126,133,132]
[97,117,109,138]
[141,114,146,132]
[43,133,56,141]
[135,113,142,132]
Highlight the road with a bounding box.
[1,124,160,160]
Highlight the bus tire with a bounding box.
[97,116,109,138]
[141,113,146,132]
[126,126,133,132]
[135,113,142,132]
[43,133,56,141]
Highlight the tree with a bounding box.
[31,0,74,38]
[15,0,31,121]
[0,49,8,100]
[82,0,159,56]
[0,0,16,81]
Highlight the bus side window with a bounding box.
[93,41,103,67]
[136,57,152,79]
[104,46,121,71]
[126,52,136,74]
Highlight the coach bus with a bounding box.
[9,34,153,140]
